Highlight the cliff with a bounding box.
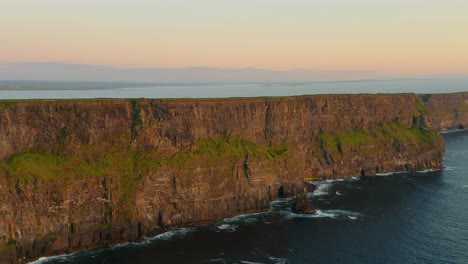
[0,94,445,263]
[420,92,468,131]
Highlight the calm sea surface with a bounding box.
[31,131,468,264]
[1,78,468,99]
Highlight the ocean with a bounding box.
[1,78,468,99]
[30,129,468,263]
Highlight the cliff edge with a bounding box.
[420,92,468,131]
[0,94,447,263]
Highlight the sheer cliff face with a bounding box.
[421,93,468,131]
[0,94,444,263]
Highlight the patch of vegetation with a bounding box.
[100,223,112,230]
[0,239,17,252]
[415,99,430,115]
[165,136,290,169]
[0,100,24,110]
[377,121,439,145]
[303,177,320,182]
[0,102,12,110]
[459,103,468,113]
[320,128,371,151]
[6,239,17,247]
[7,149,123,182]
[7,150,73,182]
[319,118,440,154]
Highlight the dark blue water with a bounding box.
[33,130,468,264]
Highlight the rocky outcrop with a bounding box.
[292,189,316,214]
[421,92,468,131]
[0,94,445,263]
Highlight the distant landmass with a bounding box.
[0,62,387,83]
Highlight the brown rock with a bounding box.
[420,92,468,131]
[292,189,316,214]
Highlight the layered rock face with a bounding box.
[421,92,468,131]
[0,94,445,263]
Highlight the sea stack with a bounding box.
[292,188,316,214]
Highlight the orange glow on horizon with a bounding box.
[1,0,467,77]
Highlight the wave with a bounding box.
[28,238,150,264]
[219,211,267,225]
[415,169,441,174]
[216,223,238,232]
[375,171,406,176]
[283,209,365,220]
[145,227,196,242]
[269,198,294,210]
[312,184,332,196]
[440,128,467,134]
[325,177,360,183]
[312,182,332,196]
[268,257,288,264]
[202,256,287,264]
[375,168,441,177]
[284,210,335,219]
[325,209,364,217]
[29,255,72,264]
[203,258,227,263]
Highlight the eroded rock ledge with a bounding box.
[0,92,463,263]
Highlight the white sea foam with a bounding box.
[416,169,441,174]
[145,227,196,242]
[220,211,266,225]
[28,238,150,263]
[216,224,238,232]
[270,198,294,205]
[285,209,336,219]
[325,209,364,218]
[375,171,405,176]
[29,255,69,264]
[203,258,228,263]
[269,257,288,264]
[336,191,344,196]
[375,168,441,177]
[326,179,345,182]
[440,128,467,134]
[312,183,332,196]
[285,209,364,220]
[269,198,294,211]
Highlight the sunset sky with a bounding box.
[1,0,468,81]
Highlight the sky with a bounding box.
[1,0,468,82]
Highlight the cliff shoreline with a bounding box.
[0,92,466,263]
